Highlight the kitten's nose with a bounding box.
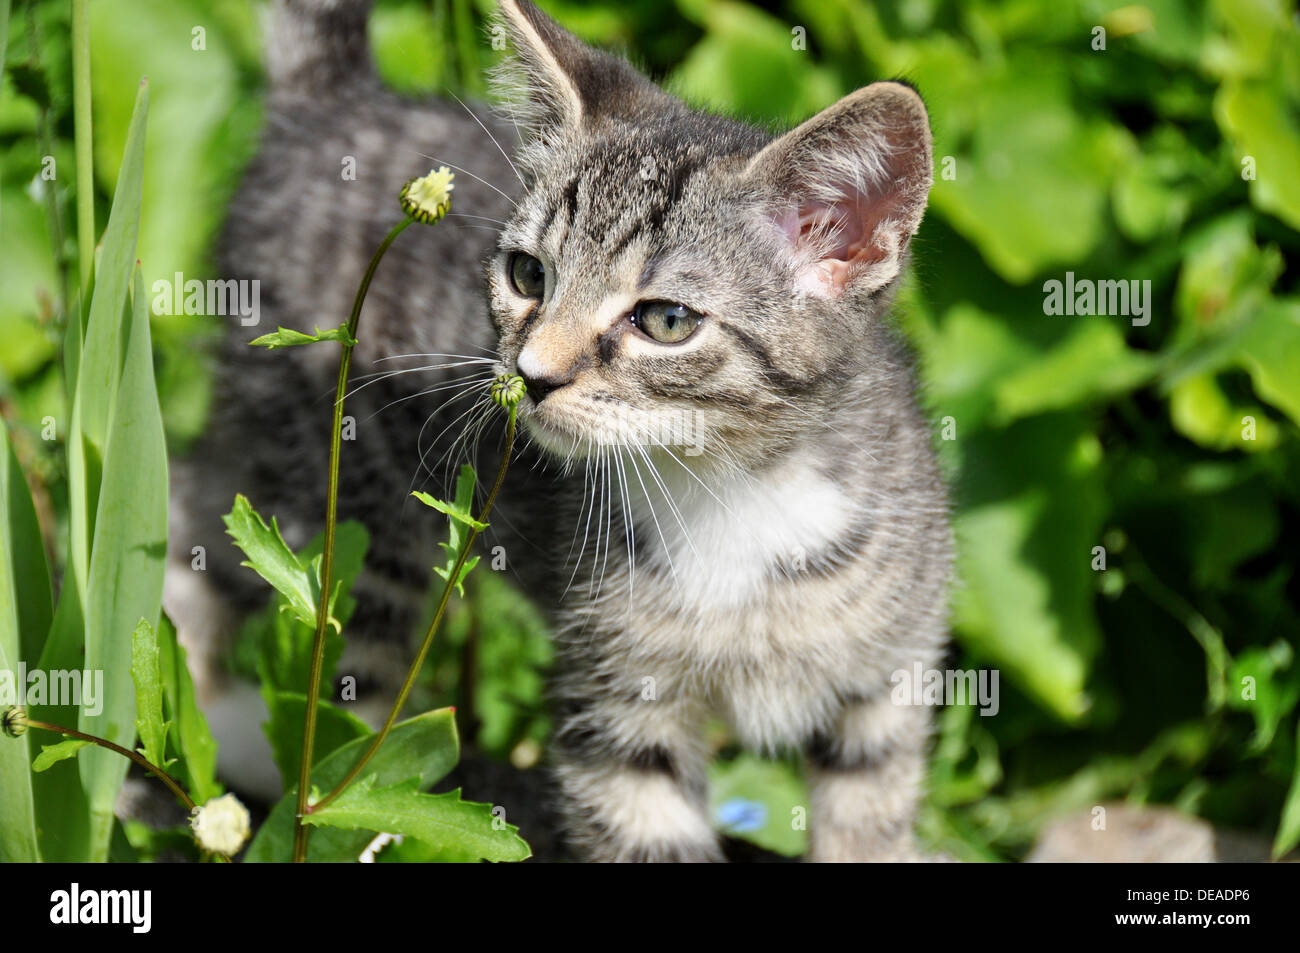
[519,370,566,403]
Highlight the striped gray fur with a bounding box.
[166,0,953,862]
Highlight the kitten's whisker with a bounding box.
[627,448,677,584]
[363,375,492,424]
[636,443,700,562]
[445,213,511,227]
[345,365,491,403]
[446,91,525,188]
[413,151,518,209]
[373,351,497,364]
[564,440,601,596]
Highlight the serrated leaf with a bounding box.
[222,494,340,633]
[130,619,170,768]
[302,777,530,862]
[32,740,92,773]
[248,325,357,350]
[410,491,488,532]
[244,708,460,862]
[415,465,485,596]
[263,692,371,788]
[156,613,221,804]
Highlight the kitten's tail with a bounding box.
[267,0,375,94]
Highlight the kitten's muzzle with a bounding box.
[519,368,572,404]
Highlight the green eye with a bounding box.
[508,252,546,298]
[633,301,702,344]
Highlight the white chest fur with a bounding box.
[625,451,854,613]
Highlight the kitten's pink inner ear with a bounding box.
[786,185,910,297]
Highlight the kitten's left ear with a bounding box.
[493,0,675,137]
[745,82,933,297]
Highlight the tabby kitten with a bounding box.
[167,0,952,862]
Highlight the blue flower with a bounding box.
[716,798,767,833]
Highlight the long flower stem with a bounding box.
[72,0,93,294]
[25,719,194,811]
[311,404,518,814]
[292,217,413,864]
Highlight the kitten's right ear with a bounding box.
[491,0,673,138]
[744,82,933,298]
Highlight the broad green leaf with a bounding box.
[263,692,371,789]
[90,0,258,302]
[1233,300,1300,429]
[222,494,341,632]
[1169,375,1281,453]
[1215,77,1300,233]
[0,0,10,81]
[302,777,530,863]
[33,739,92,773]
[994,320,1156,423]
[670,0,839,123]
[156,613,221,804]
[709,753,808,857]
[0,424,42,862]
[79,264,169,862]
[952,415,1105,721]
[244,708,460,863]
[130,619,170,768]
[929,61,1130,283]
[248,325,357,350]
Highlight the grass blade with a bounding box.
[78,264,169,860]
[0,424,43,862]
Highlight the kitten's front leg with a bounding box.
[550,669,721,862]
[805,692,932,862]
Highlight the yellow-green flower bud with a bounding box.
[491,374,526,410]
[2,707,26,738]
[400,166,455,224]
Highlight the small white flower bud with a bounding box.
[191,793,252,856]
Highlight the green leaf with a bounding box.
[1215,77,1300,232]
[1274,719,1300,860]
[411,490,488,532]
[263,692,371,789]
[415,465,486,597]
[156,613,221,804]
[709,753,809,857]
[65,78,149,606]
[33,740,92,773]
[929,61,1130,282]
[244,708,461,863]
[248,325,357,350]
[302,777,530,863]
[952,415,1105,721]
[0,422,53,670]
[1227,643,1300,754]
[0,423,43,862]
[130,619,170,768]
[222,494,341,632]
[79,262,170,861]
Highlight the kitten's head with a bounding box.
[487,0,932,471]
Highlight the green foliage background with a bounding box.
[3,0,1299,860]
